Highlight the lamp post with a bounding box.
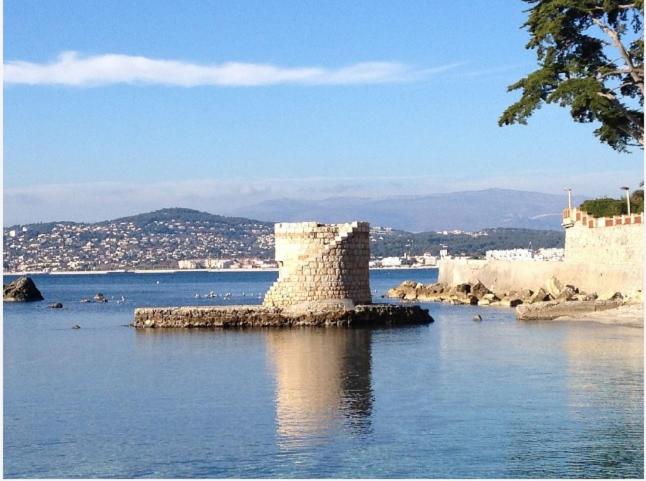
[564,187,572,210]
[620,186,631,215]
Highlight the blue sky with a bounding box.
[4,0,643,224]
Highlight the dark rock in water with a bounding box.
[94,293,108,303]
[72,324,81,329]
[48,302,63,309]
[472,314,483,321]
[3,276,44,302]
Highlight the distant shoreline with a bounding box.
[3,266,439,276]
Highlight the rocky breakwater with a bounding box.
[386,276,641,321]
[133,301,433,329]
[3,276,44,302]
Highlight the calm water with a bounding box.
[4,269,643,478]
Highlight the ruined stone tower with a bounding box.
[263,221,372,308]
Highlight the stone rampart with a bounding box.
[438,208,644,295]
[263,221,372,307]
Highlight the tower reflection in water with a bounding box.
[265,328,373,444]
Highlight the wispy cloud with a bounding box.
[4,51,459,87]
[5,170,641,225]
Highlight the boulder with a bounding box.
[528,288,550,304]
[508,298,523,307]
[498,297,523,308]
[386,281,419,299]
[544,276,563,299]
[557,285,578,301]
[94,293,108,303]
[470,281,491,299]
[516,299,623,320]
[519,289,534,301]
[3,277,44,302]
[48,302,63,309]
[483,292,500,302]
[454,283,471,295]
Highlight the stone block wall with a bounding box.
[438,208,644,295]
[562,208,643,267]
[263,221,372,307]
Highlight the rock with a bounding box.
[516,299,624,320]
[470,281,491,299]
[499,297,523,308]
[479,299,491,306]
[574,292,597,301]
[467,295,479,305]
[472,314,482,321]
[544,276,563,298]
[72,324,81,329]
[508,298,523,307]
[519,289,534,301]
[557,285,578,301]
[3,277,44,302]
[454,283,471,295]
[528,288,550,304]
[386,281,419,300]
[607,292,624,301]
[94,293,108,303]
[483,292,499,302]
[48,302,63,309]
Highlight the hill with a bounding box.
[3,208,564,272]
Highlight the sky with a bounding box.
[4,0,644,225]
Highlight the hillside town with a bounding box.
[3,209,567,273]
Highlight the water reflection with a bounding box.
[563,325,644,476]
[265,328,373,444]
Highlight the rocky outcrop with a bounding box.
[133,303,433,328]
[385,277,633,310]
[516,299,624,320]
[3,277,44,302]
[387,276,639,320]
[387,280,536,307]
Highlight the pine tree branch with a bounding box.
[591,17,644,97]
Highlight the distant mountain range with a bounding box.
[230,188,586,232]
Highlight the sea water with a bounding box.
[3,270,643,478]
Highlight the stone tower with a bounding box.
[263,221,372,308]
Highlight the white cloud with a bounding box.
[4,51,457,87]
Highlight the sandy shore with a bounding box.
[553,303,644,328]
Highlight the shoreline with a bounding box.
[3,265,439,277]
[550,303,644,328]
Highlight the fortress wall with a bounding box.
[263,221,372,308]
[437,258,642,296]
[564,222,643,267]
[438,209,644,295]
